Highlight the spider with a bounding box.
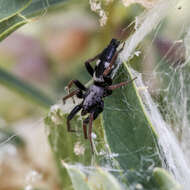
[63,38,137,152]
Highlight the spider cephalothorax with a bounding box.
[63,38,136,152]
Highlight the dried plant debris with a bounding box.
[88,0,158,27]
[89,0,108,26]
[121,0,158,8]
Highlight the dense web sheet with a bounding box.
[131,68,190,188]
[98,0,190,189]
[116,0,190,188]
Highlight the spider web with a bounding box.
[113,0,190,189]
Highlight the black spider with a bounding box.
[63,38,137,152]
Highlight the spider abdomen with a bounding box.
[82,85,104,114]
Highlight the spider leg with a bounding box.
[88,113,94,153]
[82,117,89,139]
[76,90,84,99]
[67,80,87,91]
[64,80,86,104]
[103,42,125,77]
[62,89,78,104]
[67,104,82,132]
[107,77,137,91]
[85,54,100,76]
[88,102,104,153]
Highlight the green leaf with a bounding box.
[0,14,27,41]
[21,0,68,18]
[45,103,108,188]
[88,167,124,190]
[45,64,183,190]
[153,168,182,190]
[0,0,32,21]
[0,67,54,109]
[63,163,123,190]
[103,63,161,187]
[63,162,92,190]
[0,0,69,41]
[45,106,92,189]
